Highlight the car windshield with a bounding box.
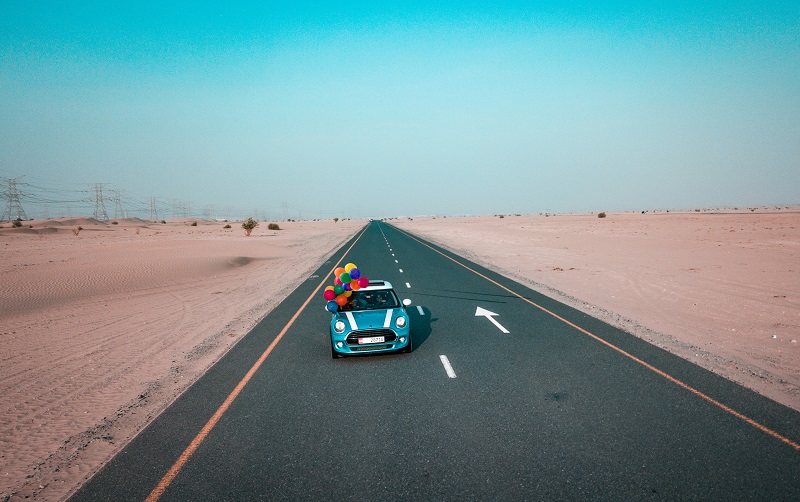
[341,289,400,311]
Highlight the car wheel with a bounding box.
[405,335,413,353]
[331,341,341,359]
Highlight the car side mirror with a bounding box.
[402,299,412,306]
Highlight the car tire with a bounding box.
[331,341,341,359]
[404,335,413,353]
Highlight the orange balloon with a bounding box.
[350,280,360,291]
[334,267,346,278]
[335,295,348,306]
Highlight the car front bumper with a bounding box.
[330,327,411,356]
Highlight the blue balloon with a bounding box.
[326,301,339,313]
[349,268,360,280]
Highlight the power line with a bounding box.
[0,174,281,221]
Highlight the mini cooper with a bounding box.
[329,280,412,358]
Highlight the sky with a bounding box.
[1,1,799,219]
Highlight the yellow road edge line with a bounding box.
[145,226,368,501]
[395,226,800,451]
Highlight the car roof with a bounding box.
[359,280,394,291]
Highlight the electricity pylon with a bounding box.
[92,184,109,220]
[149,198,159,220]
[2,177,28,222]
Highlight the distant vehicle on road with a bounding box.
[329,280,412,358]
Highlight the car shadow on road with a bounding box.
[409,305,435,350]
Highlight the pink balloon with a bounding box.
[358,277,369,288]
[334,277,342,286]
[323,289,336,301]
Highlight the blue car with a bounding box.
[329,280,412,358]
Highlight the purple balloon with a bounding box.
[343,283,352,291]
[349,268,360,280]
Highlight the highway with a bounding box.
[71,221,800,501]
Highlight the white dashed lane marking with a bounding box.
[406,282,411,288]
[440,355,457,379]
[416,306,424,316]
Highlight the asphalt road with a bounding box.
[71,221,800,501]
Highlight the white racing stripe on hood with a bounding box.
[383,309,393,328]
[345,311,358,330]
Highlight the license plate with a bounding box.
[358,336,385,344]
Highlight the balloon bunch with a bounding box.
[323,262,369,312]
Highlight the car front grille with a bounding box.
[345,328,397,345]
[349,344,393,352]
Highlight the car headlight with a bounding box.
[395,316,406,328]
[334,320,346,333]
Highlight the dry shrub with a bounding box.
[242,217,258,236]
[268,223,280,230]
[73,226,83,236]
[598,212,607,218]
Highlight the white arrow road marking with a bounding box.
[440,355,457,378]
[475,306,510,333]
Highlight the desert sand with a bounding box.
[0,217,363,501]
[1,209,799,500]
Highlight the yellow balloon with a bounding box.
[344,290,352,297]
[345,263,357,272]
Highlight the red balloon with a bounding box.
[358,277,369,288]
[323,289,336,301]
[334,277,342,286]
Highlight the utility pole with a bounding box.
[92,183,109,220]
[2,177,29,222]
